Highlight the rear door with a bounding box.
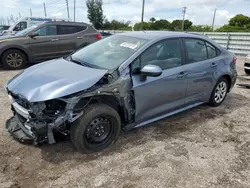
[29,24,61,62]
[58,24,89,56]
[182,38,221,104]
[131,38,188,125]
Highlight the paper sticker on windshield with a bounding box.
[120,42,138,49]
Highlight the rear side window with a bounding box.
[206,42,217,59]
[58,25,87,35]
[184,38,207,63]
[35,25,57,36]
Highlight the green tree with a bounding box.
[188,25,212,32]
[215,25,250,32]
[171,20,192,31]
[134,22,152,30]
[229,14,249,27]
[86,0,104,29]
[150,17,156,23]
[151,19,170,30]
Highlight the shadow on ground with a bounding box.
[38,92,250,164]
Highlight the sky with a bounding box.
[1,0,250,26]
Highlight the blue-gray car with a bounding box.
[5,31,237,153]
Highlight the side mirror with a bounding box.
[140,65,162,81]
[28,32,39,38]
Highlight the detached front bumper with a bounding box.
[6,101,55,145]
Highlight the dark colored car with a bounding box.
[0,21,101,69]
[5,31,237,153]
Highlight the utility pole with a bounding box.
[141,0,145,30]
[66,0,70,19]
[43,2,47,17]
[30,8,32,17]
[19,12,21,18]
[212,8,217,31]
[74,0,76,22]
[182,7,187,31]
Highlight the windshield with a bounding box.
[15,25,37,36]
[71,35,148,70]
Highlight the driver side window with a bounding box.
[139,39,182,70]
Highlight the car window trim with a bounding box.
[58,24,88,35]
[133,37,184,71]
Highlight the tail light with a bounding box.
[233,57,237,63]
[95,34,102,39]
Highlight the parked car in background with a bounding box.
[5,31,237,153]
[100,31,112,38]
[0,21,101,69]
[3,17,71,36]
[244,54,250,75]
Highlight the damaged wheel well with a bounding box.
[74,95,128,126]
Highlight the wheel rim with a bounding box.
[214,81,227,103]
[84,117,113,144]
[6,53,23,68]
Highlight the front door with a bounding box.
[29,24,61,62]
[182,38,220,105]
[131,38,188,125]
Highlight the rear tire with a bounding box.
[70,104,121,153]
[245,69,250,75]
[1,49,27,70]
[209,78,229,107]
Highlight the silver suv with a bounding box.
[0,21,101,69]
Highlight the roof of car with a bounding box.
[118,31,207,40]
[42,21,89,25]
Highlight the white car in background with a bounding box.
[3,17,71,36]
[244,55,250,75]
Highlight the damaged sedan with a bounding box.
[5,32,237,153]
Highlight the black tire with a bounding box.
[1,49,27,70]
[70,104,121,153]
[245,69,250,75]
[209,77,229,107]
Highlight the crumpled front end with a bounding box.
[6,91,86,145]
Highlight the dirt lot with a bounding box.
[0,57,250,188]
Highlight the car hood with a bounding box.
[7,58,107,102]
[0,35,20,40]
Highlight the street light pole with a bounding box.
[141,0,145,30]
[212,8,217,31]
[182,7,187,31]
[66,0,70,19]
[74,0,76,22]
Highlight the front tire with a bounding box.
[70,104,121,153]
[1,49,27,70]
[209,78,229,107]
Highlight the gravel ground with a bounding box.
[0,57,250,188]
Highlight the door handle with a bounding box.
[177,72,188,79]
[210,63,218,68]
[51,39,59,42]
[77,36,83,39]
